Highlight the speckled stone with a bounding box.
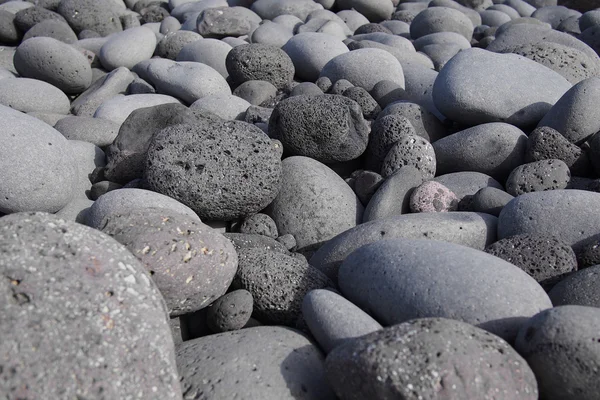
[0,212,182,399]
[101,208,238,316]
[410,181,458,213]
[238,213,278,239]
[206,289,253,333]
[57,0,122,36]
[505,159,571,196]
[380,134,436,179]
[177,326,335,400]
[515,305,600,400]
[326,318,537,400]
[576,238,600,268]
[226,43,295,90]
[232,247,332,326]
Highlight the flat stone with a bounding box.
[71,67,136,117]
[93,93,181,125]
[338,238,552,340]
[54,116,120,147]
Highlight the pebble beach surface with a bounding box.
[1,0,600,399]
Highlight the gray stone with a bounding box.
[232,247,331,326]
[434,171,504,201]
[0,105,77,214]
[380,134,436,179]
[420,42,463,70]
[336,0,393,22]
[400,61,443,121]
[55,197,94,223]
[190,93,250,120]
[0,77,70,114]
[505,159,571,196]
[413,32,472,52]
[57,0,123,36]
[326,318,538,400]
[378,101,447,143]
[549,265,600,307]
[480,9,512,27]
[93,93,181,125]
[54,116,120,147]
[145,121,282,221]
[68,139,106,199]
[99,26,157,70]
[251,0,323,21]
[531,5,581,29]
[196,6,261,38]
[101,208,237,316]
[282,32,349,82]
[226,43,295,90]
[499,42,600,85]
[89,180,122,200]
[498,189,600,252]
[0,10,21,44]
[471,187,514,216]
[410,7,474,40]
[176,38,232,78]
[14,36,92,94]
[0,212,182,399]
[85,188,200,229]
[526,126,592,177]
[433,122,528,183]
[579,9,600,31]
[206,289,253,332]
[319,48,405,92]
[351,170,384,206]
[289,82,323,97]
[251,20,294,48]
[303,289,382,353]
[485,233,577,288]
[365,114,417,171]
[538,77,600,144]
[71,67,136,117]
[239,213,278,239]
[433,48,572,128]
[155,30,202,60]
[515,306,600,400]
[269,94,369,163]
[310,212,498,281]
[339,238,552,340]
[505,0,537,16]
[14,5,66,33]
[342,86,380,119]
[177,326,334,400]
[265,156,363,253]
[223,232,289,254]
[233,80,277,106]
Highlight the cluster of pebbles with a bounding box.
[2,0,600,398]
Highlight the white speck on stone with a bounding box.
[124,275,136,284]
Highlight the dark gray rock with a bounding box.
[14,5,66,33]
[365,114,417,171]
[206,289,253,333]
[433,122,528,183]
[177,326,335,400]
[434,171,504,201]
[339,238,552,340]
[86,188,200,229]
[433,48,572,128]
[145,120,282,221]
[538,77,600,145]
[0,212,182,399]
[239,213,278,239]
[579,9,600,31]
[576,237,600,268]
[104,103,215,184]
[326,318,538,400]
[363,167,425,221]
[0,10,21,44]
[378,101,447,143]
[485,233,577,288]
[223,232,289,254]
[57,0,123,36]
[233,80,277,106]
[226,43,295,90]
[588,132,600,176]
[302,289,382,354]
[197,6,261,38]
[354,22,391,34]
[155,30,202,60]
[310,212,498,281]
[336,0,394,22]
[351,170,384,206]
[232,247,331,326]
[499,42,600,85]
[244,104,273,124]
[515,305,600,400]
[498,189,600,252]
[341,86,380,119]
[101,208,238,316]
[381,134,436,179]
[549,265,600,307]
[471,187,514,216]
[265,156,363,253]
[505,159,571,196]
[410,7,474,40]
[89,180,122,200]
[526,126,592,177]
[269,94,369,163]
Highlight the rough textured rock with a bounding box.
[338,238,552,340]
[238,213,278,239]
[0,105,77,214]
[177,326,335,400]
[433,48,572,128]
[101,208,238,316]
[58,0,123,36]
[269,94,369,163]
[326,318,538,400]
[206,289,253,333]
[0,212,182,399]
[226,43,295,90]
[197,6,261,38]
[310,212,498,281]
[409,180,459,213]
[145,120,282,221]
[265,156,363,253]
[154,30,202,60]
[380,134,436,179]
[365,114,417,171]
[485,234,577,287]
[498,189,600,252]
[515,306,600,400]
[232,247,331,326]
[505,159,571,196]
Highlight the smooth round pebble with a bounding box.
[207,289,254,333]
[471,187,514,216]
[410,7,475,40]
[0,77,70,114]
[549,265,600,307]
[57,0,123,36]
[54,116,120,147]
[239,213,278,239]
[409,180,458,213]
[99,26,157,70]
[176,38,232,78]
[233,80,277,105]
